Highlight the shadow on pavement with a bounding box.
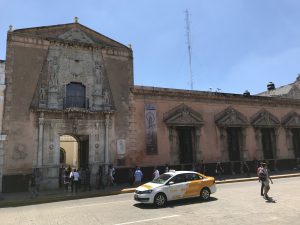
[133,197,218,209]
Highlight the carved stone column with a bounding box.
[169,127,178,164]
[254,128,263,160]
[241,128,248,161]
[104,114,110,173]
[195,126,202,162]
[286,129,295,158]
[37,113,45,167]
[220,128,228,161]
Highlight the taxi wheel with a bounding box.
[200,188,210,200]
[154,193,167,207]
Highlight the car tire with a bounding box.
[200,187,210,200]
[154,193,167,207]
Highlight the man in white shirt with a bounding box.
[153,167,160,180]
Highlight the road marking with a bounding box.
[65,200,132,209]
[113,215,181,225]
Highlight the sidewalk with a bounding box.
[1,170,299,208]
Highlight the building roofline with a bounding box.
[12,22,130,50]
[132,85,300,106]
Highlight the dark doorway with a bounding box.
[261,128,276,159]
[292,129,300,158]
[78,136,89,169]
[177,127,194,164]
[226,127,242,161]
[65,82,86,108]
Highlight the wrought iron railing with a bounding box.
[63,96,89,109]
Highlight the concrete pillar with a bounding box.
[37,113,45,167]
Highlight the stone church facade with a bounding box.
[1,21,300,192]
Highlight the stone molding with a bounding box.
[250,109,280,127]
[215,106,249,127]
[163,103,203,126]
[281,111,300,128]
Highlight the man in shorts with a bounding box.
[260,163,273,200]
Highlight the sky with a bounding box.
[1,0,300,94]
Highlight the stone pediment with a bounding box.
[282,111,300,128]
[14,23,127,48]
[251,109,280,127]
[58,28,95,44]
[215,107,248,127]
[163,104,203,126]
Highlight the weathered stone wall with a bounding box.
[2,33,49,176]
[131,87,300,167]
[1,23,133,191]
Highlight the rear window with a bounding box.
[151,174,172,184]
[185,173,201,181]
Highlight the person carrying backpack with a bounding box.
[258,163,273,200]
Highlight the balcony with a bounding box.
[63,96,89,109]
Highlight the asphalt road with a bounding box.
[1,177,299,225]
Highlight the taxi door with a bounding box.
[183,173,204,198]
[165,174,188,201]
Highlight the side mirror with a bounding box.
[168,181,174,185]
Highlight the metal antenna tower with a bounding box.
[185,9,193,90]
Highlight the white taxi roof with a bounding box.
[164,170,200,176]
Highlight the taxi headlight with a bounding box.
[142,190,153,194]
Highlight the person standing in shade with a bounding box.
[134,167,143,186]
[128,168,134,186]
[63,170,70,192]
[164,164,169,173]
[153,167,160,180]
[73,169,80,193]
[28,174,38,198]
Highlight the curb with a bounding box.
[216,173,300,184]
[1,173,299,208]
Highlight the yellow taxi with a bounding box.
[134,170,216,207]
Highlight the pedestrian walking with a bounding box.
[73,169,80,193]
[215,161,224,179]
[134,167,143,186]
[108,164,116,186]
[257,162,265,196]
[259,163,273,200]
[153,167,160,180]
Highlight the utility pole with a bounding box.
[185,9,194,90]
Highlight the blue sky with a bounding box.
[1,0,300,94]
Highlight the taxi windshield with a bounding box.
[151,174,172,184]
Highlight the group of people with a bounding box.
[61,166,91,193]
